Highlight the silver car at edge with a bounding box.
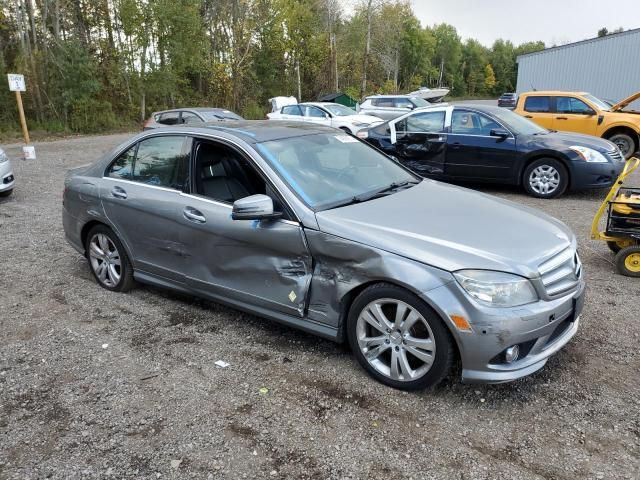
[62,121,585,390]
[0,147,15,197]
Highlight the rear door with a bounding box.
[521,96,555,129]
[279,105,304,122]
[390,109,447,175]
[101,134,190,282]
[553,96,598,135]
[177,137,312,317]
[445,108,517,180]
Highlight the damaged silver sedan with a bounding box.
[62,122,585,390]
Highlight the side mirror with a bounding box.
[232,194,282,221]
[490,128,510,139]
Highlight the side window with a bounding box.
[181,112,200,124]
[158,112,181,125]
[282,105,302,116]
[107,145,136,180]
[393,98,413,109]
[403,111,446,133]
[557,97,593,114]
[303,106,327,118]
[133,136,188,189]
[524,96,551,113]
[372,98,394,108]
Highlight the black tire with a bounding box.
[615,246,640,277]
[85,224,135,292]
[523,158,569,199]
[346,283,454,390]
[607,241,623,254]
[0,189,13,197]
[607,132,637,160]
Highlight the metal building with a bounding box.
[516,28,640,104]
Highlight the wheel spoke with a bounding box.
[401,310,421,333]
[98,234,110,254]
[358,335,386,350]
[364,342,390,361]
[405,345,434,365]
[90,241,104,257]
[390,349,413,380]
[107,264,119,285]
[404,336,433,350]
[394,303,408,328]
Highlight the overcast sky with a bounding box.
[409,0,639,47]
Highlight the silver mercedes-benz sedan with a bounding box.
[0,147,15,197]
[62,122,585,390]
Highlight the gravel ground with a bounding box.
[1,134,638,480]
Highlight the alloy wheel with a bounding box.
[355,298,436,382]
[88,233,122,288]
[529,165,560,196]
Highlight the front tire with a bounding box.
[85,225,135,292]
[0,189,13,197]
[523,158,568,199]
[347,283,454,390]
[607,132,637,159]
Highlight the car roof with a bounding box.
[145,120,337,143]
[520,91,589,96]
[452,104,508,115]
[155,107,238,114]
[365,94,419,99]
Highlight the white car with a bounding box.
[0,147,15,197]
[267,102,383,134]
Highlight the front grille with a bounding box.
[538,248,581,297]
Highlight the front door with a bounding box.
[391,110,447,175]
[179,138,312,316]
[445,109,517,180]
[301,105,332,127]
[101,134,190,282]
[553,96,599,135]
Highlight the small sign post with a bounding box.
[7,74,30,144]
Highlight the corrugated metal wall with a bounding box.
[516,29,640,105]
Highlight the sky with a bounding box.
[409,0,639,47]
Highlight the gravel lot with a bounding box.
[1,133,638,480]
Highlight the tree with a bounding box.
[484,64,496,92]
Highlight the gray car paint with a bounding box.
[63,122,585,384]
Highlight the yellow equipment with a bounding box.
[591,157,640,276]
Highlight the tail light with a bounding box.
[142,118,152,130]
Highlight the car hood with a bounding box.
[610,91,640,112]
[519,131,616,153]
[345,114,383,124]
[315,180,575,277]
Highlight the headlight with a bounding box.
[569,146,608,163]
[352,122,370,128]
[0,149,8,164]
[454,270,538,307]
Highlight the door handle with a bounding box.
[111,186,127,199]
[524,115,533,119]
[450,142,462,149]
[556,116,568,120]
[183,207,206,224]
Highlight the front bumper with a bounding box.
[569,160,625,190]
[423,277,585,384]
[0,161,15,192]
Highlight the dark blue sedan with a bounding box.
[357,104,626,198]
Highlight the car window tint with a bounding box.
[282,105,302,116]
[303,106,326,118]
[372,98,393,108]
[451,111,501,135]
[399,111,445,133]
[393,98,413,109]
[181,112,199,124]
[107,145,136,180]
[158,111,180,125]
[524,96,550,113]
[556,97,592,114]
[132,136,187,189]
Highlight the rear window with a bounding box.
[158,112,181,125]
[524,96,551,113]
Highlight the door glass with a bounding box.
[372,98,393,107]
[393,98,413,109]
[132,136,188,189]
[158,111,181,125]
[451,111,501,135]
[181,112,200,124]
[303,106,327,118]
[107,145,136,179]
[524,96,550,113]
[281,106,302,116]
[556,97,593,114]
[401,111,446,133]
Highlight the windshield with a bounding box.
[201,110,243,121]
[256,133,418,210]
[490,108,548,135]
[583,94,611,111]
[409,96,430,107]
[322,104,357,116]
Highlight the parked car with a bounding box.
[358,104,625,199]
[498,92,518,108]
[63,122,584,390]
[143,108,243,130]
[514,91,640,159]
[357,95,436,120]
[0,147,15,197]
[267,102,382,134]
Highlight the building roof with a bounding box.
[319,92,354,102]
[517,27,640,61]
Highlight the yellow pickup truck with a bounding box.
[514,91,640,158]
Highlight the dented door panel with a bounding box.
[179,195,313,316]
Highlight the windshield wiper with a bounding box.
[352,180,419,202]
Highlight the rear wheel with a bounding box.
[85,225,135,292]
[607,132,637,159]
[347,283,454,390]
[615,246,640,277]
[523,158,568,199]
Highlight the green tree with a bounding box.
[484,64,496,92]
